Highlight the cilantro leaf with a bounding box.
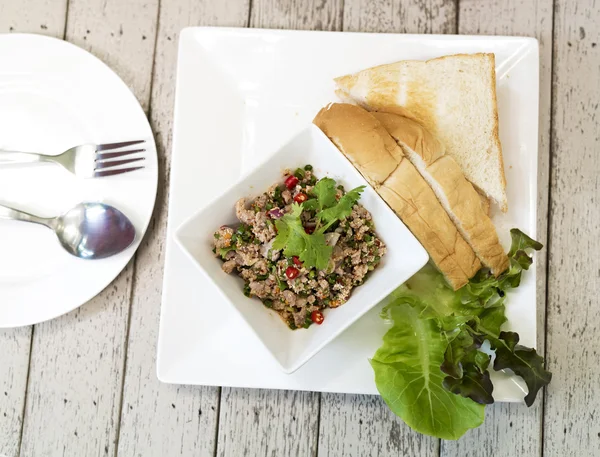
[273,203,332,269]
[271,178,365,270]
[303,178,339,213]
[303,199,320,211]
[319,186,365,226]
[313,177,338,210]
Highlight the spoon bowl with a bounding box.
[54,203,136,259]
[0,202,136,259]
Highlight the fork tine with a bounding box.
[95,157,145,170]
[96,148,145,161]
[96,140,145,151]
[94,166,145,178]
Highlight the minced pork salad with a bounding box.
[213,165,386,330]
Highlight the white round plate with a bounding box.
[0,34,158,328]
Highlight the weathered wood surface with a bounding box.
[0,4,67,456]
[12,1,159,456]
[343,0,455,34]
[1,0,598,455]
[318,393,438,457]
[250,0,343,30]
[442,0,553,455]
[217,389,320,457]
[115,1,248,457]
[544,0,600,456]
[0,0,67,37]
[0,327,31,457]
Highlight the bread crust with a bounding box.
[373,111,509,276]
[314,103,481,289]
[335,53,508,212]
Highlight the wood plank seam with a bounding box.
[111,273,136,457]
[15,328,34,457]
[247,0,253,27]
[212,389,223,457]
[454,0,459,36]
[62,0,70,38]
[314,392,322,457]
[541,0,558,455]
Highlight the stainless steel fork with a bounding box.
[0,140,147,178]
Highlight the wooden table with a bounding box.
[0,0,596,455]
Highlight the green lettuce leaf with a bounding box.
[371,303,485,440]
[461,228,543,306]
[371,228,550,439]
[508,228,543,257]
[441,328,494,405]
[488,331,552,407]
[442,363,494,406]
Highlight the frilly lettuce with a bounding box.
[371,229,551,439]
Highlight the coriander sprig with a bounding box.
[272,178,365,270]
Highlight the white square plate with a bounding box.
[174,125,427,373]
[158,27,539,400]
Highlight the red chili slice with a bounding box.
[285,266,300,280]
[292,256,303,266]
[304,226,315,235]
[293,192,308,203]
[284,175,299,189]
[311,310,324,325]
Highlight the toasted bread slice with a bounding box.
[373,111,509,276]
[475,188,491,216]
[335,53,508,212]
[314,103,480,289]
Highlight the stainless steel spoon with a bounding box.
[0,202,136,259]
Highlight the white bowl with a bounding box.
[174,124,428,373]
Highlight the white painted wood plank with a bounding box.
[65,0,159,112]
[0,328,32,457]
[442,0,553,453]
[343,0,456,34]
[18,1,159,456]
[217,389,320,457]
[20,277,133,457]
[0,0,66,37]
[318,394,438,456]
[544,0,600,455]
[315,2,454,455]
[0,5,67,457]
[116,2,249,457]
[250,0,343,30]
